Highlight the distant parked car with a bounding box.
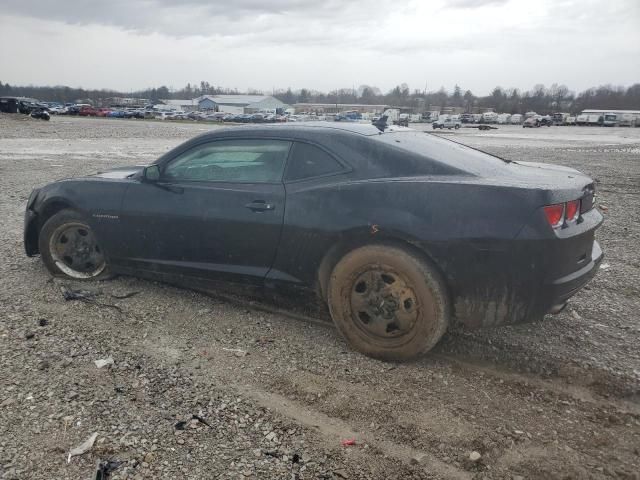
[108,110,126,118]
[335,110,362,121]
[124,109,145,119]
[48,106,68,115]
[95,108,111,117]
[205,112,227,121]
[432,117,461,130]
[539,115,553,126]
[523,116,551,128]
[510,114,523,125]
[187,111,205,121]
[460,113,474,124]
[30,107,51,121]
[78,106,98,116]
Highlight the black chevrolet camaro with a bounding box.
[24,123,603,360]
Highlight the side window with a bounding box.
[164,139,291,183]
[284,142,345,181]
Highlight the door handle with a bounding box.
[245,200,275,212]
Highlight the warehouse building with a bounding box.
[104,97,149,108]
[293,103,390,115]
[195,95,289,114]
[156,99,199,112]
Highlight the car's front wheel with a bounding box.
[327,245,449,361]
[38,209,111,280]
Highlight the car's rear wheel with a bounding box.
[38,209,111,280]
[327,245,449,361]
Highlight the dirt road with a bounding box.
[1,115,638,479]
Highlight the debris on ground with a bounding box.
[61,286,99,301]
[191,414,212,428]
[60,285,123,313]
[94,459,123,480]
[341,438,356,447]
[67,432,99,463]
[94,357,114,369]
[469,451,482,462]
[175,414,212,430]
[410,453,428,465]
[222,347,248,357]
[111,291,141,299]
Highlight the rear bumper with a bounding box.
[545,240,603,312]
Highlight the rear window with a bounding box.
[371,131,509,173]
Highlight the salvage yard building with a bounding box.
[195,95,289,114]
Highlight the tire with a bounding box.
[38,209,112,280]
[455,124,460,129]
[327,245,449,361]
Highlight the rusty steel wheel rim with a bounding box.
[49,222,106,279]
[349,267,419,340]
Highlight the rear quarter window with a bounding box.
[285,142,345,181]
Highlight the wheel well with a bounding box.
[29,201,74,254]
[317,235,449,303]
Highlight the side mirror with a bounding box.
[143,164,160,182]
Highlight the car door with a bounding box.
[268,141,351,285]
[116,138,292,282]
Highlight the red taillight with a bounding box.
[544,204,564,228]
[565,200,580,222]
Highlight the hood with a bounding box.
[93,166,145,179]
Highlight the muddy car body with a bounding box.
[24,123,603,359]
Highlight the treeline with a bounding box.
[275,83,640,114]
[0,81,246,105]
[1,80,639,114]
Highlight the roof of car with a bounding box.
[207,121,410,138]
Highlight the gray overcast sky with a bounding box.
[1,0,639,95]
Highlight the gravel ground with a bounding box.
[1,115,639,480]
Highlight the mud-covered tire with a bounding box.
[38,209,112,280]
[327,245,449,361]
